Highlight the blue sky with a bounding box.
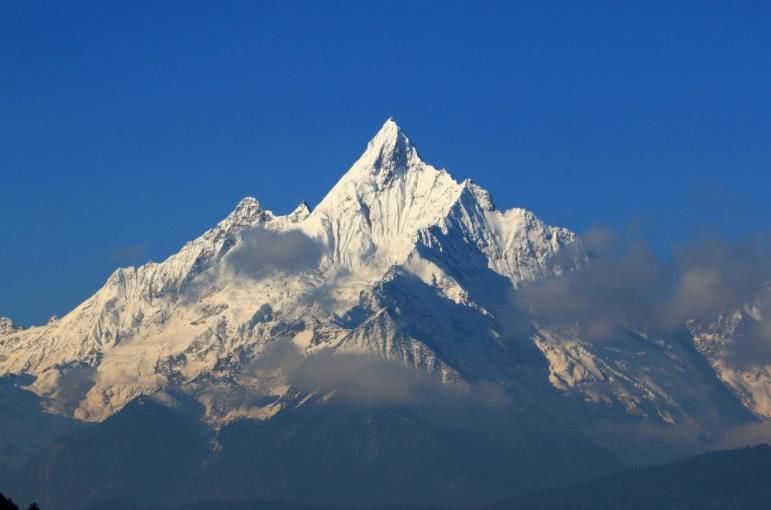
[2,1,770,325]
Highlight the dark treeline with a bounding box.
[0,493,38,510]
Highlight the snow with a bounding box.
[0,118,767,430]
[0,317,17,336]
[689,307,771,418]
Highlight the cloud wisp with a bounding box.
[517,227,771,345]
[224,227,323,280]
[247,336,508,413]
[110,241,150,265]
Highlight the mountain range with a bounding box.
[1,119,769,508]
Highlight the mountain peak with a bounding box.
[4,116,756,446]
[218,196,271,232]
[288,201,311,222]
[374,116,402,141]
[230,196,264,220]
[235,196,260,209]
[0,316,17,335]
[352,117,421,179]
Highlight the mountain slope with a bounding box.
[10,397,622,510]
[491,444,771,510]
[0,119,576,424]
[38,444,771,510]
[0,118,765,443]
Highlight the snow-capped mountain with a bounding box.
[0,119,765,434]
[689,298,771,418]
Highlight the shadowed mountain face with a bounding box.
[10,398,620,510]
[1,120,771,508]
[8,399,210,510]
[0,376,81,482]
[55,445,771,510]
[490,444,771,510]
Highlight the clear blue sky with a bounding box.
[2,1,770,325]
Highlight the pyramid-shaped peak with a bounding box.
[353,118,421,178]
[222,196,269,227]
[369,117,412,150]
[0,316,18,335]
[288,201,312,222]
[231,196,263,216]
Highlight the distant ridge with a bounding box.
[75,445,771,510]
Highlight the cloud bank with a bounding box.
[224,227,323,280]
[517,227,771,362]
[520,228,771,324]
